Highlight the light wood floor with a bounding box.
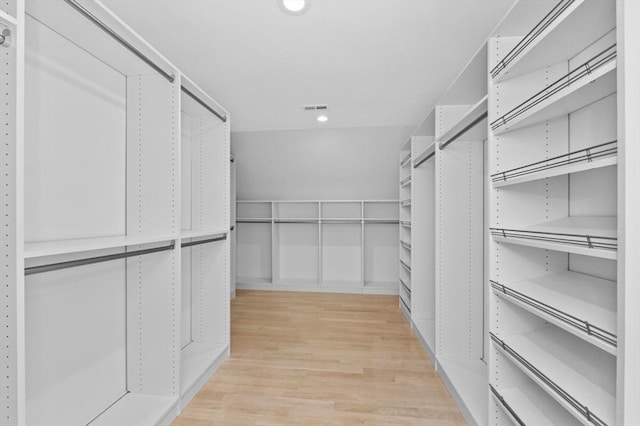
[173,290,466,425]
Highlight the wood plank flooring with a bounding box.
[173,290,466,425]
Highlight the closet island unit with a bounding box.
[401,0,640,425]
[236,200,399,294]
[2,0,231,425]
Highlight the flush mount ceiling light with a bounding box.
[317,115,328,123]
[278,0,310,16]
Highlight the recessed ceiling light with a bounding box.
[317,115,328,123]
[278,0,310,16]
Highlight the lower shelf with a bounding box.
[438,358,488,426]
[236,276,272,286]
[91,393,178,426]
[491,381,581,426]
[492,326,615,425]
[180,342,228,409]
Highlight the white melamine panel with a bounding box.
[190,240,228,344]
[364,201,398,220]
[180,342,226,404]
[364,224,398,288]
[275,223,318,284]
[321,224,361,285]
[181,112,192,232]
[25,15,126,242]
[126,250,177,396]
[26,261,126,426]
[126,74,177,238]
[237,223,272,282]
[274,202,318,219]
[180,249,192,348]
[436,140,484,360]
[321,202,360,219]
[237,202,272,219]
[0,0,16,18]
[90,393,178,426]
[498,325,616,425]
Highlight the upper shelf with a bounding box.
[436,96,488,148]
[400,153,411,167]
[25,234,177,259]
[491,216,617,259]
[491,45,617,136]
[492,140,617,188]
[491,0,615,82]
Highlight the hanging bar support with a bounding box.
[181,235,227,248]
[182,86,228,123]
[25,241,176,276]
[439,112,488,150]
[63,0,175,82]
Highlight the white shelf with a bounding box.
[400,176,412,187]
[180,229,227,240]
[236,276,272,286]
[493,271,616,354]
[90,393,178,426]
[399,297,411,317]
[492,382,581,426]
[181,342,227,400]
[321,279,362,288]
[435,96,488,145]
[492,141,617,188]
[275,278,319,287]
[236,218,272,222]
[364,280,396,289]
[492,54,616,136]
[494,326,615,425]
[400,153,411,167]
[400,199,411,207]
[25,234,177,259]
[491,0,615,82]
[0,8,17,26]
[438,358,488,426]
[491,216,617,259]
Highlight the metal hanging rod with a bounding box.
[63,0,175,82]
[414,151,435,168]
[181,86,227,123]
[25,241,176,276]
[230,226,235,231]
[439,112,488,150]
[181,235,227,248]
[489,385,525,426]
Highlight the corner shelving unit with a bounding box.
[236,200,399,294]
[488,0,628,424]
[179,76,230,410]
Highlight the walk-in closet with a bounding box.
[1,0,638,424]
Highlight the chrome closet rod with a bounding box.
[182,86,228,123]
[413,151,435,168]
[181,235,227,248]
[439,112,488,150]
[63,0,176,83]
[25,241,176,276]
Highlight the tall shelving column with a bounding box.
[399,142,412,320]
[179,76,230,410]
[410,126,436,359]
[0,0,22,423]
[488,0,621,424]
[21,1,182,424]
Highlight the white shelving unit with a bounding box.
[179,76,230,410]
[487,0,637,424]
[1,1,231,424]
[230,155,237,299]
[399,143,412,318]
[236,200,399,294]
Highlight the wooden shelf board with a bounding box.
[494,270,616,354]
[497,326,615,425]
[494,382,581,426]
[25,234,176,259]
[493,156,617,188]
[438,358,488,426]
[493,61,616,136]
[493,0,615,83]
[90,393,178,426]
[493,216,617,260]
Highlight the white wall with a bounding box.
[232,125,413,200]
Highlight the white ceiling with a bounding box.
[101,0,515,132]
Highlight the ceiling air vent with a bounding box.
[302,104,328,111]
